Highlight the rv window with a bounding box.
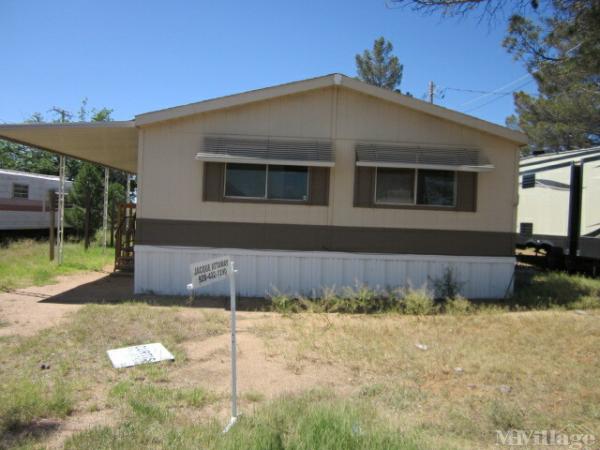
[224,163,309,201]
[374,168,456,207]
[12,183,29,199]
[522,173,535,189]
[375,168,415,204]
[225,164,267,198]
[520,222,533,236]
[416,170,456,206]
[267,165,308,200]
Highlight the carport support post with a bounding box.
[48,190,55,261]
[103,167,109,251]
[126,174,131,202]
[57,156,66,265]
[223,260,239,433]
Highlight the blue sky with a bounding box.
[1,0,536,126]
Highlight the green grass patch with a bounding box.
[0,378,73,434]
[0,303,228,449]
[512,271,600,309]
[65,390,425,450]
[0,239,112,291]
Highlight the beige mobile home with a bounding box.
[517,147,600,259]
[0,74,527,298]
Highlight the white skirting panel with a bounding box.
[135,245,515,299]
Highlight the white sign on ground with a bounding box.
[107,343,175,369]
[190,256,231,289]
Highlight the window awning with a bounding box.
[355,143,494,172]
[195,136,335,167]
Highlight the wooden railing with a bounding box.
[114,203,136,271]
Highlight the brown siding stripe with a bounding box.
[0,199,44,212]
[136,218,515,257]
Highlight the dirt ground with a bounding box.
[0,268,113,337]
[0,269,355,448]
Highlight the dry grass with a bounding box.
[1,299,599,448]
[252,310,600,447]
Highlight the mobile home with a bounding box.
[0,74,527,298]
[517,147,600,260]
[0,168,72,231]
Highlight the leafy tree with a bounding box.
[356,37,404,91]
[108,183,126,247]
[66,162,104,249]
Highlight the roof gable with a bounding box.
[135,74,527,145]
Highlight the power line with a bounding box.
[463,78,535,113]
[458,72,533,108]
[452,41,581,112]
[442,86,525,95]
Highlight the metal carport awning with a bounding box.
[0,122,138,173]
[195,135,335,167]
[355,143,494,172]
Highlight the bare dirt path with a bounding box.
[0,269,114,337]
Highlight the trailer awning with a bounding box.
[355,143,494,172]
[0,122,138,173]
[195,136,335,167]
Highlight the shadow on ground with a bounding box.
[39,272,269,311]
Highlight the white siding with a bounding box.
[135,245,515,299]
[517,157,600,237]
[0,170,72,230]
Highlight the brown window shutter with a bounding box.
[308,167,330,205]
[203,162,225,202]
[456,171,477,212]
[353,166,375,207]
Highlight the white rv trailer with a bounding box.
[517,147,600,260]
[0,168,72,231]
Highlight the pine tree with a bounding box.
[503,0,600,150]
[355,37,404,91]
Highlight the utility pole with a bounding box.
[428,81,435,104]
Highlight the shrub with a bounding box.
[269,291,301,314]
[444,295,473,315]
[400,288,437,315]
[431,267,465,300]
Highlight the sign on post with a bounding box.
[190,256,231,289]
[188,256,239,433]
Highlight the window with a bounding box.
[225,163,308,201]
[520,222,533,236]
[417,170,455,206]
[522,173,535,189]
[375,168,455,207]
[375,168,414,204]
[225,164,266,198]
[267,165,308,200]
[12,183,29,199]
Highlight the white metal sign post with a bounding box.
[187,256,239,432]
